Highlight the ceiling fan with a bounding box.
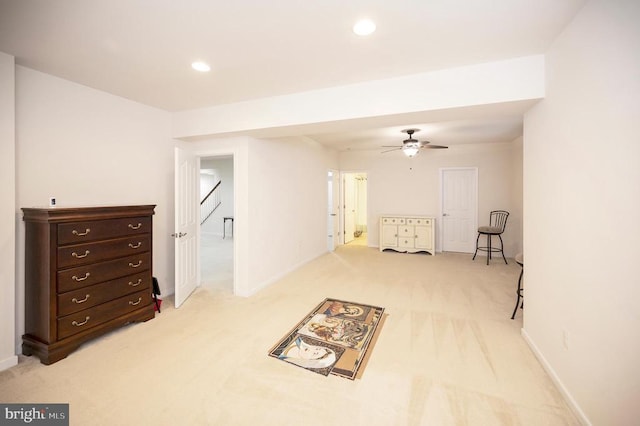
[381,128,448,157]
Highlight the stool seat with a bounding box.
[478,225,503,234]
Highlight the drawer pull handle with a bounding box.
[129,297,143,306]
[72,316,90,327]
[128,223,142,230]
[72,294,90,304]
[128,279,143,287]
[72,228,91,236]
[128,242,142,249]
[129,260,142,268]
[72,250,90,259]
[72,272,90,282]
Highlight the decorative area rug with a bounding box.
[268,298,385,380]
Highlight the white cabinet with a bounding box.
[379,215,435,255]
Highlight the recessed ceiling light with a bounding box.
[353,19,376,36]
[191,61,211,72]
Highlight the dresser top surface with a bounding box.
[380,214,435,218]
[22,205,156,222]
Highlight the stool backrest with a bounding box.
[490,210,509,233]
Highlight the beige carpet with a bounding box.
[0,246,579,425]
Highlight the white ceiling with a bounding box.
[0,0,585,151]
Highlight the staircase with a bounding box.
[201,180,221,225]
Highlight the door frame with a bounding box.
[438,167,478,253]
[190,147,239,296]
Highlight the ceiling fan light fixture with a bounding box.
[403,146,419,157]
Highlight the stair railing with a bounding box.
[201,180,222,224]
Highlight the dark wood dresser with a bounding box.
[22,205,156,364]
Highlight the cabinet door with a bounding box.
[380,224,398,247]
[415,224,433,250]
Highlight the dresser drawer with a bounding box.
[382,217,405,225]
[57,271,151,316]
[398,238,415,248]
[398,226,415,237]
[57,252,151,293]
[58,216,151,245]
[57,235,150,268]
[57,289,152,340]
[410,218,431,226]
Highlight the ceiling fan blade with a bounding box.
[381,147,402,153]
[381,145,402,148]
[422,145,448,149]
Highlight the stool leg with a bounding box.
[472,233,481,260]
[486,234,491,265]
[511,268,523,319]
[498,234,508,264]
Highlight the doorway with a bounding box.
[342,172,368,246]
[200,156,234,291]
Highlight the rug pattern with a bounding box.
[269,298,385,380]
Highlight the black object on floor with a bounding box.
[152,277,161,313]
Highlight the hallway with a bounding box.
[200,216,233,292]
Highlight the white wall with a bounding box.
[339,142,523,256]
[247,136,337,293]
[523,0,640,424]
[199,171,218,201]
[191,136,338,296]
[14,67,175,352]
[0,52,18,371]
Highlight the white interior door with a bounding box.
[174,147,199,307]
[440,168,478,253]
[343,173,356,244]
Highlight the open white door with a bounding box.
[174,147,199,307]
[343,173,356,244]
[327,170,340,251]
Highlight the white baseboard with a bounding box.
[0,354,18,372]
[521,328,591,426]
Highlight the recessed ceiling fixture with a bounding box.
[353,19,376,36]
[191,61,211,72]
